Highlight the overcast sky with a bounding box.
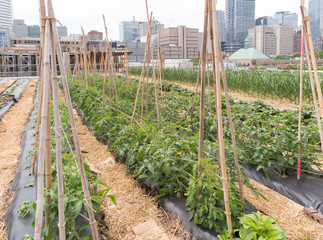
[13,0,304,40]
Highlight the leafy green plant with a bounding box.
[239,211,287,240]
[66,72,322,234]
[218,212,287,240]
[186,158,245,234]
[25,183,34,188]
[19,98,116,239]
[18,201,35,219]
[23,234,33,240]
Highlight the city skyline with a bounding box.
[12,0,303,40]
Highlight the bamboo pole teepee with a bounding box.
[49,22,66,238]
[213,1,233,234]
[81,27,88,88]
[34,18,51,240]
[197,0,209,185]
[31,0,47,175]
[297,1,305,179]
[212,0,243,199]
[47,0,99,237]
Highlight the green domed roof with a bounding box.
[229,47,269,60]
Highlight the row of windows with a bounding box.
[13,40,80,45]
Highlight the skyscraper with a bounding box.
[217,10,225,43]
[274,11,298,30]
[255,16,279,27]
[119,17,144,42]
[225,0,255,53]
[309,0,323,40]
[0,0,13,30]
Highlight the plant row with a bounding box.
[19,99,115,240]
[130,66,323,103]
[66,73,321,235]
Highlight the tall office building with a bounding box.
[57,26,67,37]
[140,20,164,37]
[273,24,294,56]
[225,0,255,53]
[0,0,13,30]
[28,25,40,38]
[119,17,144,42]
[13,19,28,38]
[255,16,278,27]
[274,11,298,30]
[248,25,276,56]
[309,0,323,40]
[217,10,225,43]
[159,26,199,59]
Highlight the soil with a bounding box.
[0,79,38,239]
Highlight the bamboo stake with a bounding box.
[45,73,51,228]
[124,46,130,88]
[207,60,211,114]
[157,29,164,102]
[34,19,51,240]
[102,16,118,103]
[90,52,97,90]
[300,5,323,117]
[212,0,233,236]
[145,16,157,117]
[297,20,305,180]
[303,21,323,153]
[49,24,66,238]
[81,27,88,88]
[131,12,153,123]
[87,52,92,88]
[121,53,126,93]
[197,0,208,194]
[77,54,84,84]
[193,55,202,105]
[31,0,47,174]
[100,51,104,73]
[94,49,97,72]
[149,25,160,122]
[31,66,44,174]
[212,0,243,200]
[102,15,109,108]
[47,1,99,238]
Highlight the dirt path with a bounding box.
[0,79,38,239]
[64,98,191,239]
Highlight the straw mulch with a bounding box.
[244,179,323,240]
[0,79,38,240]
[67,98,191,239]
